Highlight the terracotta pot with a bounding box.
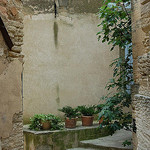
[82,116,94,126]
[65,118,77,128]
[99,116,104,125]
[41,121,51,130]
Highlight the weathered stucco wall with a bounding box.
[22,0,119,123]
[132,0,150,149]
[0,0,24,149]
[23,0,102,14]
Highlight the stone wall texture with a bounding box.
[132,0,150,149]
[0,0,24,149]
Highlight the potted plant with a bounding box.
[59,106,80,128]
[41,114,58,130]
[78,105,97,126]
[96,104,105,124]
[29,114,51,130]
[29,114,63,131]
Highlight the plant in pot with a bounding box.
[77,105,97,126]
[29,114,51,130]
[40,114,54,130]
[96,104,105,124]
[29,114,63,131]
[59,106,80,128]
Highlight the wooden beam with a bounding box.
[0,17,14,50]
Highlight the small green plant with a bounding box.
[77,105,97,116]
[29,114,43,131]
[29,114,63,131]
[122,140,132,147]
[59,106,80,119]
[50,115,63,130]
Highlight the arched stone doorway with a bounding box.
[0,0,24,149]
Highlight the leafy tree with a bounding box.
[97,0,133,133]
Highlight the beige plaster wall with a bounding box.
[23,13,119,123]
[0,57,22,137]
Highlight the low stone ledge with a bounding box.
[79,129,133,150]
[24,122,112,150]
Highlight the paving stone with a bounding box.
[79,129,133,150]
[67,148,97,150]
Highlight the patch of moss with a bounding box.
[24,133,34,150]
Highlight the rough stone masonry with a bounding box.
[0,0,24,149]
[132,0,150,149]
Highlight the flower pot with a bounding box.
[41,121,51,130]
[82,116,94,126]
[65,118,77,128]
[99,116,104,125]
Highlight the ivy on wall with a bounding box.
[97,0,133,133]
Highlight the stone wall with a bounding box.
[0,0,24,149]
[132,0,150,149]
[131,0,146,82]
[22,0,119,123]
[138,53,150,96]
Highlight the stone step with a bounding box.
[67,148,97,150]
[79,129,133,150]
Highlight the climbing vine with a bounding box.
[97,0,133,133]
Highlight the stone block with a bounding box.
[15,29,24,37]
[142,18,150,33]
[0,6,7,17]
[7,26,16,33]
[10,7,18,16]
[14,42,23,46]
[9,51,24,58]
[141,1,150,18]
[11,45,22,53]
[141,0,150,5]
[0,0,7,5]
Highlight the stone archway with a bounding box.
[0,0,149,150]
[0,0,24,149]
